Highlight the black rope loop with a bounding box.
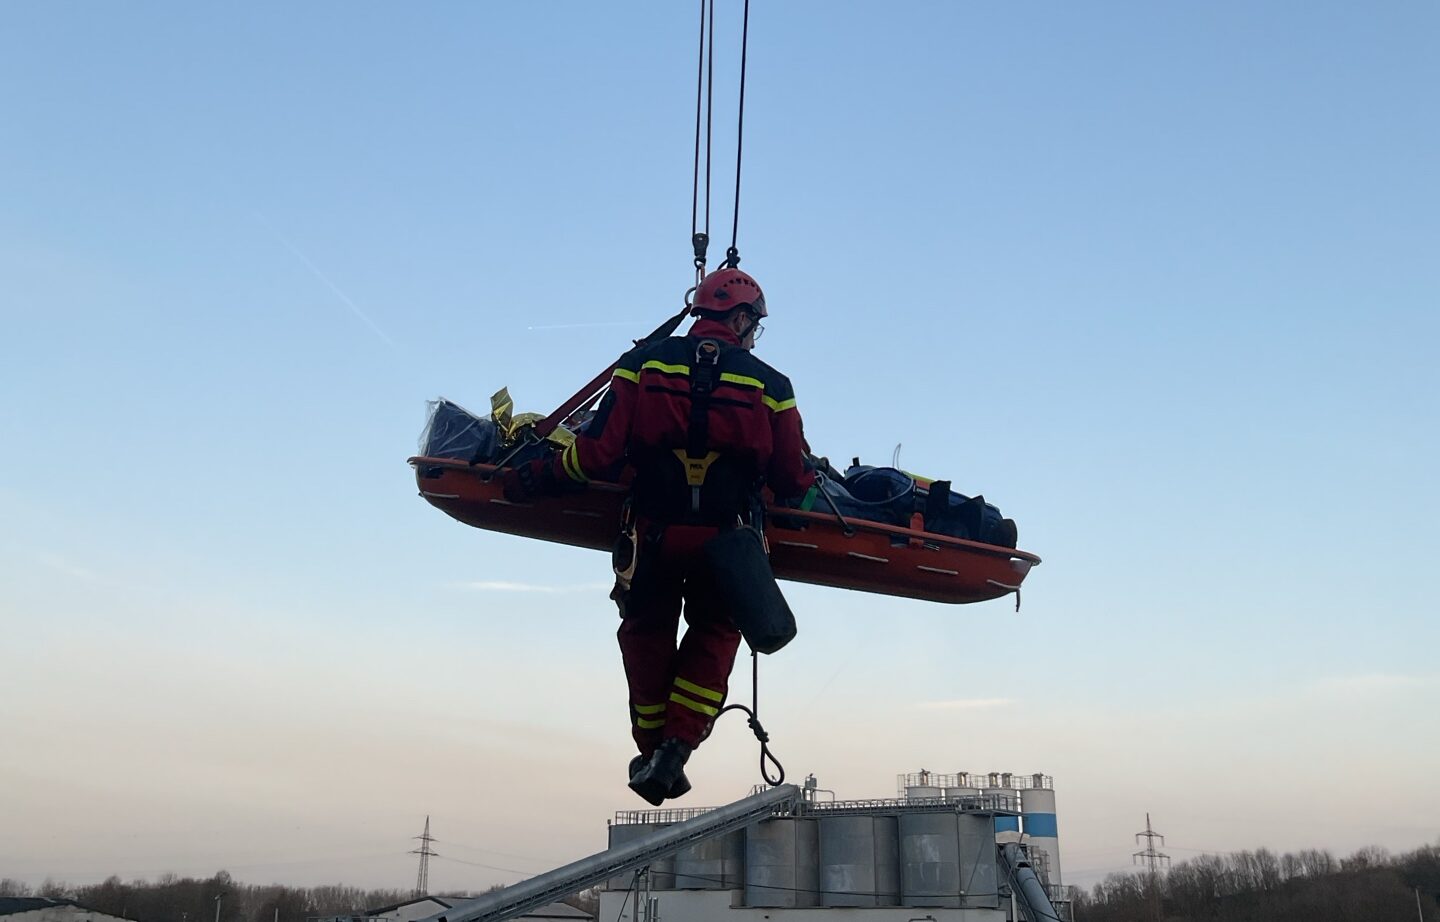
[717,648,784,786]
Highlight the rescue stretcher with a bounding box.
[409,455,1041,605]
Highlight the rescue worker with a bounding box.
[503,267,814,805]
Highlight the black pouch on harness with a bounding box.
[702,526,796,655]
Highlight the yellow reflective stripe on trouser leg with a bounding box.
[561,442,589,482]
[669,691,720,717]
[632,701,665,729]
[673,676,724,703]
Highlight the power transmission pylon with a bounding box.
[411,816,439,897]
[1133,813,1170,922]
[1132,813,1171,873]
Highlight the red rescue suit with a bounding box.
[552,319,813,755]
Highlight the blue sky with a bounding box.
[2,1,1437,893]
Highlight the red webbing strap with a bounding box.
[532,365,616,440]
[533,304,695,439]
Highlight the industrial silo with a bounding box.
[943,772,982,810]
[605,822,675,890]
[960,812,1001,908]
[818,814,901,907]
[1021,777,1062,886]
[984,772,1022,844]
[674,828,746,889]
[744,817,819,908]
[899,812,1000,910]
[899,812,964,908]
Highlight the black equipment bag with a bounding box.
[702,525,796,655]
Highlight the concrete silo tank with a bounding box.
[899,812,965,908]
[674,827,746,889]
[605,822,675,890]
[984,773,1022,844]
[906,784,943,802]
[1021,783,1062,885]
[745,817,819,908]
[943,774,982,809]
[818,814,901,907]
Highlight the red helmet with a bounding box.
[691,268,767,318]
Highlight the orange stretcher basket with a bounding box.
[409,456,1040,605]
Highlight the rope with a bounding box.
[690,0,715,281]
[719,648,784,786]
[725,0,751,269]
[689,0,752,276]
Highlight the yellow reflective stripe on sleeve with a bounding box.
[719,372,765,390]
[632,703,666,715]
[641,360,690,376]
[762,395,797,412]
[673,677,724,703]
[612,367,640,383]
[636,717,666,730]
[561,443,589,483]
[669,691,720,717]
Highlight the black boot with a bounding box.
[627,739,693,806]
[628,752,692,801]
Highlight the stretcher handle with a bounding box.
[811,472,857,537]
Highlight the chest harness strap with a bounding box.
[676,338,723,514]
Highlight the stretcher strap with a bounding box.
[533,303,695,440]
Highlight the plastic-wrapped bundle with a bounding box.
[418,399,499,463]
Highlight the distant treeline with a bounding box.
[6,842,1438,922]
[0,872,600,922]
[1074,842,1440,922]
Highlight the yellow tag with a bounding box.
[491,387,514,435]
[673,449,721,486]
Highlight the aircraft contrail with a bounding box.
[273,232,399,349]
[254,210,398,349]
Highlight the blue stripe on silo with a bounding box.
[995,816,1021,832]
[1023,813,1058,837]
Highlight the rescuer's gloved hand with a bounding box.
[501,458,558,503]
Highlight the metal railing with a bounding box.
[614,805,717,825]
[898,771,1053,795]
[616,793,1019,825]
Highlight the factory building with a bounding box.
[597,771,1069,922]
